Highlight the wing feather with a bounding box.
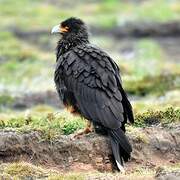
[55,44,134,130]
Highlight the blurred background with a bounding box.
[0,0,179,130]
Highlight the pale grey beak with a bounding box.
[51,25,60,34]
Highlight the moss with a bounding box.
[0,162,84,179]
[62,117,86,135]
[124,73,180,96]
[135,107,180,127]
[0,163,84,180]
[0,107,179,138]
[3,162,48,178]
[0,110,86,139]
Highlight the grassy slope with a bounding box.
[0,31,54,92]
[0,106,179,139]
[1,0,180,29]
[0,0,180,94]
[0,30,179,94]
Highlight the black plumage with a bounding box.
[52,17,134,171]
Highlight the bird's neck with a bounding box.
[56,36,89,60]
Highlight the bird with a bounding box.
[51,17,134,172]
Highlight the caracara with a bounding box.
[51,17,134,171]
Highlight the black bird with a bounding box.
[51,17,134,171]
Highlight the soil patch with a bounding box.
[0,124,179,173]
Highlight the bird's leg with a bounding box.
[67,105,76,113]
[84,121,92,134]
[74,121,92,138]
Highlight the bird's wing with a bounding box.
[56,44,134,129]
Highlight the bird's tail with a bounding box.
[108,128,132,172]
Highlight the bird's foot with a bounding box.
[73,127,93,139]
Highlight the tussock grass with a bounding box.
[135,107,180,127]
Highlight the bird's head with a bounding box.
[51,17,88,41]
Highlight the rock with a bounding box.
[0,124,180,172]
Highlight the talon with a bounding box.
[73,121,92,138]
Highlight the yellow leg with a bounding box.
[74,121,92,138]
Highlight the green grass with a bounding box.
[0,59,49,84]
[134,107,180,127]
[131,39,164,78]
[116,38,172,80]
[0,5,179,93]
[0,0,180,30]
[0,31,36,62]
[0,31,54,90]
[132,90,180,113]
[3,162,48,178]
[0,106,179,140]
[0,0,63,29]
[0,109,86,140]
[122,0,180,23]
[1,33,179,95]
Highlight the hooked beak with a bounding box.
[51,25,69,34]
[51,25,60,34]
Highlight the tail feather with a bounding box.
[109,128,132,171]
[120,86,134,123]
[110,137,125,172]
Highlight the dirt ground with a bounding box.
[0,124,179,179]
